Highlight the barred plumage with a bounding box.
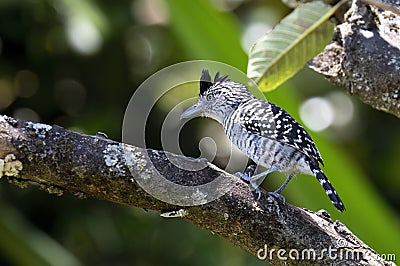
[181,69,345,212]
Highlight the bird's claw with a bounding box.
[254,187,262,200]
[268,190,286,203]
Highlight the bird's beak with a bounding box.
[180,104,202,120]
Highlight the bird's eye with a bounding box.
[206,94,213,101]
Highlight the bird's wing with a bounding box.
[237,99,324,165]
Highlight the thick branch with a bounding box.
[0,115,393,266]
[309,0,400,118]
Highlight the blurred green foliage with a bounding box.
[0,0,399,265]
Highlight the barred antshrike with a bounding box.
[181,70,344,211]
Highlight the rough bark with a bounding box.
[0,115,394,266]
[308,0,400,118]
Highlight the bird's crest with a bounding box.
[200,69,230,96]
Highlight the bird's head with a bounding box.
[180,69,253,123]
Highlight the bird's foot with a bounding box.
[254,187,262,200]
[268,190,286,203]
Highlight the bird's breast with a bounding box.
[224,121,312,175]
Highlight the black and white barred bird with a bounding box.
[181,69,345,212]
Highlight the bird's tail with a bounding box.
[310,164,345,212]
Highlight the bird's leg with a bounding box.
[268,174,295,203]
[235,165,281,200]
[273,174,294,194]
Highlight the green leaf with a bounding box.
[247,1,344,91]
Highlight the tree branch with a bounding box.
[0,115,393,265]
[309,0,400,118]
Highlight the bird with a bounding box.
[180,69,345,212]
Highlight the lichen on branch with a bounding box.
[0,115,394,266]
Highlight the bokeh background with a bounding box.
[0,0,399,265]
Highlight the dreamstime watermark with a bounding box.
[256,239,365,262]
[122,60,265,206]
[380,253,396,262]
